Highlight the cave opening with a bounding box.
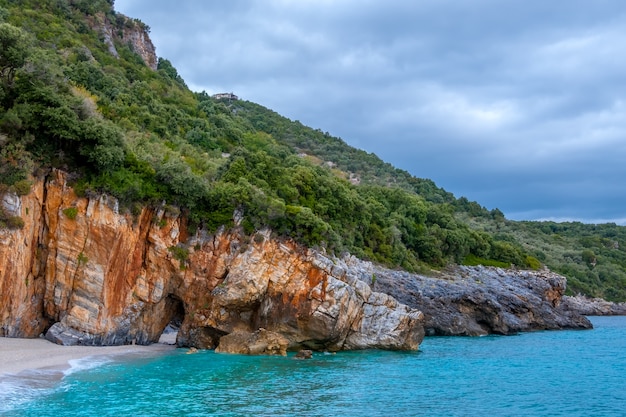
[158,294,185,345]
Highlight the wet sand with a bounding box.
[0,337,175,376]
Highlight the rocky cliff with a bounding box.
[366,264,593,335]
[0,171,595,352]
[0,170,423,351]
[93,12,158,70]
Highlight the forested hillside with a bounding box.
[1,0,624,301]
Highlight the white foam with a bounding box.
[64,355,113,376]
[0,369,63,413]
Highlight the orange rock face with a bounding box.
[1,170,424,351]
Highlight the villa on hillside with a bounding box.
[212,92,238,101]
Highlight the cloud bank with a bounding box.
[115,0,626,224]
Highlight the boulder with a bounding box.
[215,329,289,356]
[295,349,313,359]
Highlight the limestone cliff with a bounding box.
[93,12,158,70]
[0,170,423,351]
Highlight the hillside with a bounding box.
[1,0,624,301]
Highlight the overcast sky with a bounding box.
[114,0,626,224]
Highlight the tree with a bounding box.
[157,58,186,86]
[0,23,31,88]
[581,249,597,267]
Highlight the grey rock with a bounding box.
[367,265,592,336]
[561,295,626,316]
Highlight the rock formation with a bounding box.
[92,12,158,70]
[215,329,289,356]
[561,295,626,316]
[0,170,423,352]
[0,171,596,354]
[364,264,593,335]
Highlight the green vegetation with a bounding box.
[460,216,626,301]
[77,251,88,266]
[0,206,24,229]
[62,207,78,220]
[462,254,510,269]
[168,245,189,270]
[0,0,624,301]
[168,245,190,263]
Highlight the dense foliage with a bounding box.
[0,0,624,300]
[460,215,626,301]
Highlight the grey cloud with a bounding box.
[114,0,626,224]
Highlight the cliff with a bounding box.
[93,12,158,70]
[0,171,594,353]
[0,170,423,351]
[366,265,593,335]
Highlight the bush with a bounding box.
[11,179,31,196]
[462,254,510,268]
[525,255,542,270]
[5,215,24,229]
[77,252,88,266]
[168,245,189,263]
[62,207,78,220]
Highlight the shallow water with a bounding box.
[2,316,625,416]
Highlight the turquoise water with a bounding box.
[2,316,625,416]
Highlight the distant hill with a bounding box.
[0,0,624,301]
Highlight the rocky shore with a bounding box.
[340,257,593,336]
[0,171,613,356]
[561,295,626,316]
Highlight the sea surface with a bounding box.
[1,316,625,417]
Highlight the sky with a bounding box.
[114,0,626,224]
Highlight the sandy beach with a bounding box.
[0,337,176,376]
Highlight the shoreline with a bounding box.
[0,337,176,376]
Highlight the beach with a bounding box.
[0,337,175,376]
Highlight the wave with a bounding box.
[0,355,116,414]
[0,368,64,414]
[64,355,114,377]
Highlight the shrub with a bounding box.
[77,252,88,266]
[168,245,189,269]
[62,207,78,220]
[525,255,542,270]
[11,179,31,196]
[463,254,509,268]
[5,215,24,229]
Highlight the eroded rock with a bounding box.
[367,265,593,335]
[215,329,289,356]
[0,171,424,352]
[561,295,626,316]
[295,349,313,359]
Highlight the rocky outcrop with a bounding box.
[0,170,423,352]
[93,13,157,70]
[561,295,626,316]
[338,257,592,336]
[215,329,289,356]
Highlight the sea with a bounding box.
[1,316,624,417]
